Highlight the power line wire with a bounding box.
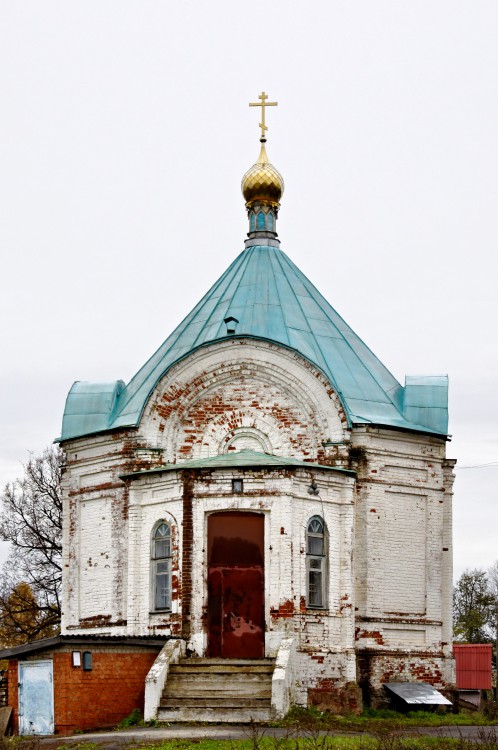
[457,462,498,470]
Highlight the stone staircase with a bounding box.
[158,657,275,722]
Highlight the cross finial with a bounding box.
[249,91,278,141]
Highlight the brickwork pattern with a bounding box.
[6,662,18,732]
[141,340,349,463]
[53,651,156,733]
[352,428,455,694]
[7,652,158,735]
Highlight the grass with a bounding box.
[116,732,498,750]
[19,702,498,750]
[277,706,498,730]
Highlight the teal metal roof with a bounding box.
[60,243,448,441]
[61,380,125,441]
[121,449,355,479]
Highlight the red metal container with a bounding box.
[453,644,493,689]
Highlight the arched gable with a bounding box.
[139,338,349,464]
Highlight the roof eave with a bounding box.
[0,634,170,660]
[120,461,356,481]
[352,419,450,441]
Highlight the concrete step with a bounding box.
[159,656,275,723]
[164,680,271,698]
[160,697,271,708]
[157,706,272,723]
[181,658,272,666]
[165,675,271,689]
[164,687,271,699]
[170,664,274,674]
[168,667,272,677]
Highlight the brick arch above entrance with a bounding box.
[139,339,349,464]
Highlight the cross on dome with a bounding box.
[249,91,278,142]
[243,91,284,241]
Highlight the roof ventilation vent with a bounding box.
[224,316,239,335]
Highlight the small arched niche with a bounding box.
[223,427,272,454]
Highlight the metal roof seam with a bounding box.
[289,256,404,417]
[109,250,251,426]
[267,247,292,346]
[272,250,326,358]
[188,248,253,350]
[274,250,356,414]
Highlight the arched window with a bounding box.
[306,516,326,608]
[257,211,265,230]
[267,211,274,231]
[250,211,256,232]
[152,522,172,611]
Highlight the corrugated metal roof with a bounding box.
[60,243,449,441]
[120,449,356,479]
[453,644,493,690]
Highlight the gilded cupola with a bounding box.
[242,143,284,209]
[242,92,284,241]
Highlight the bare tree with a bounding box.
[489,561,498,602]
[0,446,63,644]
[488,561,498,694]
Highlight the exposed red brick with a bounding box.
[270,599,295,618]
[8,651,158,735]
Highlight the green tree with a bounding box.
[0,446,63,644]
[453,568,495,643]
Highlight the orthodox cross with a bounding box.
[249,91,278,140]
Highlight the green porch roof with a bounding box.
[60,243,448,442]
[120,449,355,479]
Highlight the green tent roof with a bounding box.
[121,449,356,478]
[60,242,448,441]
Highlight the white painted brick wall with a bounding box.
[352,427,455,694]
[60,341,455,701]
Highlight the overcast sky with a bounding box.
[1,1,497,579]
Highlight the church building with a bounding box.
[4,95,456,732]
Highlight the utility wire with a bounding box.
[456,461,498,470]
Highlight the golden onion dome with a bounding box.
[241,142,284,209]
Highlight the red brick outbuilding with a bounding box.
[1,635,167,735]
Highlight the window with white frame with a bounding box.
[306,516,327,608]
[152,522,172,611]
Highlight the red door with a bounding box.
[207,512,264,658]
